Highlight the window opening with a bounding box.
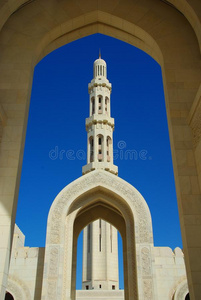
[90,138,94,162]
[98,97,102,114]
[105,97,108,113]
[92,98,95,115]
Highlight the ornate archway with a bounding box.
[6,275,31,300]
[173,280,189,300]
[42,170,156,300]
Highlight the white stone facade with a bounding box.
[82,220,119,290]
[7,225,44,300]
[8,216,189,300]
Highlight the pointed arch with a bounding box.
[6,275,31,300]
[42,170,155,300]
[97,95,103,114]
[172,280,189,300]
[88,136,94,163]
[97,134,103,161]
[106,136,112,162]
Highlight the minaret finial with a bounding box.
[99,48,101,59]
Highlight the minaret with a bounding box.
[82,53,118,175]
[82,55,119,290]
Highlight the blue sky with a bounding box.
[16,34,182,289]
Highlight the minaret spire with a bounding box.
[82,55,118,175]
[99,48,101,59]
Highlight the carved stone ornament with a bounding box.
[141,247,151,276]
[143,279,153,300]
[47,280,57,300]
[48,170,153,245]
[173,280,189,300]
[43,170,153,300]
[48,247,59,277]
[7,275,31,300]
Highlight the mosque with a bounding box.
[6,56,189,300]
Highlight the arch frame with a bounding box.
[0,1,200,299]
[42,170,156,300]
[6,275,31,300]
[173,280,189,300]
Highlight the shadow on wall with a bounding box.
[33,248,45,300]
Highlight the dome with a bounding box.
[93,56,107,78]
[94,58,107,66]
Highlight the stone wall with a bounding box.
[6,226,189,300]
[8,225,44,300]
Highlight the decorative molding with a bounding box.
[173,280,189,300]
[43,170,153,300]
[49,171,152,245]
[141,247,154,299]
[143,279,153,300]
[177,284,188,299]
[141,247,151,276]
[47,280,57,300]
[7,275,31,300]
[48,247,59,277]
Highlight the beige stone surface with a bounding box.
[0,0,200,299]
[76,290,124,300]
[82,220,119,290]
[7,213,188,300]
[8,225,44,300]
[42,170,155,300]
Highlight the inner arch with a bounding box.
[5,292,14,300]
[71,200,133,300]
[37,11,163,66]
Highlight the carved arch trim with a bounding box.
[47,170,153,245]
[42,170,155,300]
[172,279,189,300]
[6,275,31,300]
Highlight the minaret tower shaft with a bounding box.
[82,55,119,291]
[82,54,118,175]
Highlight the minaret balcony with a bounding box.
[88,79,111,92]
[86,115,114,129]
